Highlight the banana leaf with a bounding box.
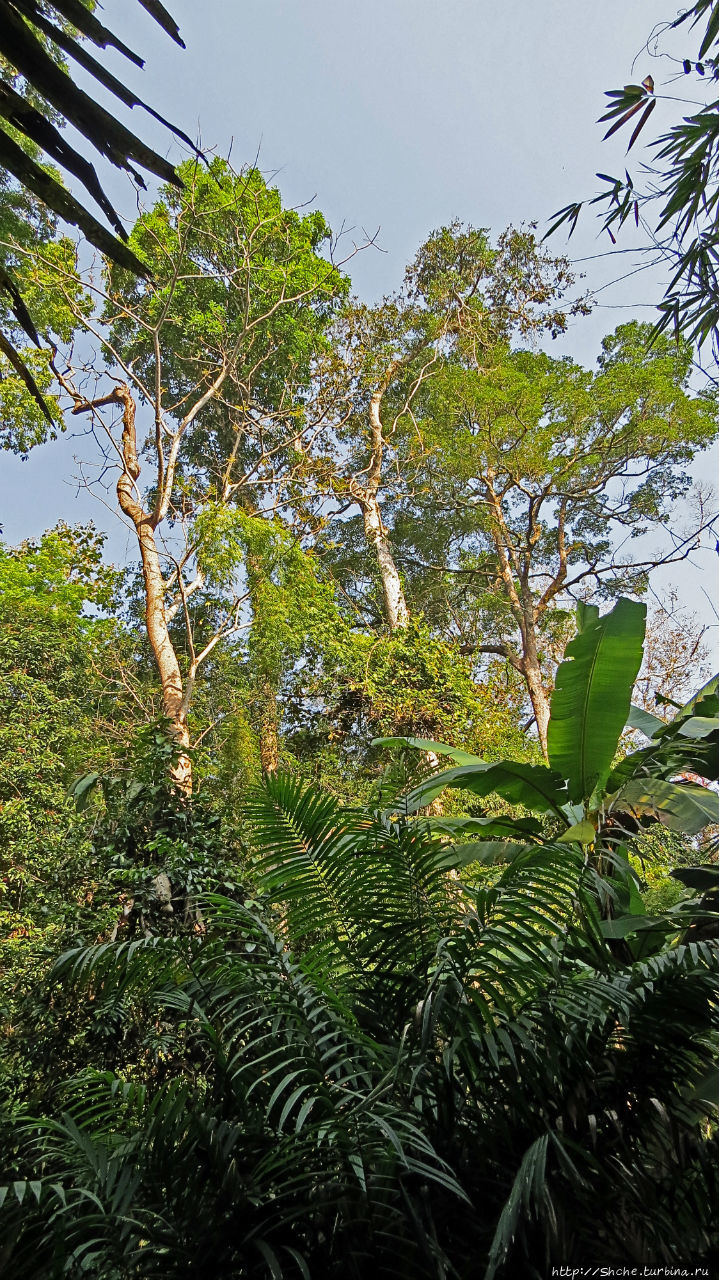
[548,597,646,803]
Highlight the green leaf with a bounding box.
[670,866,719,892]
[626,704,665,738]
[677,715,719,739]
[68,771,100,811]
[436,841,533,869]
[402,761,568,817]
[485,1135,549,1280]
[371,735,485,764]
[692,1068,719,1105]
[0,329,55,425]
[576,601,600,631]
[547,598,646,802]
[613,777,719,835]
[427,815,542,839]
[557,820,596,845]
[599,914,667,939]
[0,128,147,276]
[678,671,719,717]
[648,693,719,742]
[398,762,490,812]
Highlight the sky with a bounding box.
[2,0,718,643]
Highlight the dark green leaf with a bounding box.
[372,735,484,764]
[671,866,719,891]
[436,840,533,869]
[69,772,100,811]
[613,777,719,835]
[403,761,568,817]
[547,598,646,802]
[626,704,665,739]
[0,126,147,273]
[0,329,54,424]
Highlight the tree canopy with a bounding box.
[3,10,719,1278]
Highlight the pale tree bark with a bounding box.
[59,351,316,792]
[361,494,410,631]
[348,363,411,631]
[72,384,194,790]
[349,375,450,805]
[520,631,552,755]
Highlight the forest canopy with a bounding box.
[3,3,719,1278]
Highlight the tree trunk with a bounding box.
[361,501,445,809]
[523,651,552,758]
[112,385,193,792]
[258,676,279,773]
[362,496,410,631]
[245,550,280,774]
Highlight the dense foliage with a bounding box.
[3,8,719,1275]
[2,592,719,1277]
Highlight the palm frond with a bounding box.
[0,1,200,423]
[2,893,465,1278]
[247,773,464,1020]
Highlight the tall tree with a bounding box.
[313,223,587,635]
[394,321,719,751]
[53,159,349,790]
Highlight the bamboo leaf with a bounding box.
[627,98,657,152]
[602,98,646,141]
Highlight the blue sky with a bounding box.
[3,0,718,644]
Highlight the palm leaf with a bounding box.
[247,773,461,1006]
[0,328,53,422]
[0,2,200,423]
[2,892,465,1278]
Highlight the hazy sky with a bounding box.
[3,0,717,642]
